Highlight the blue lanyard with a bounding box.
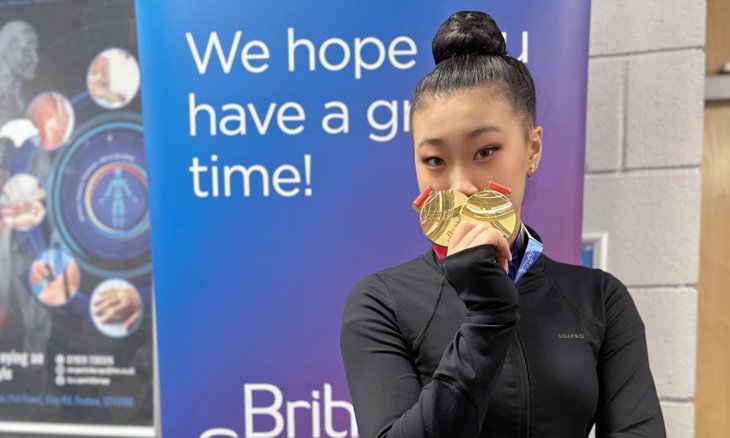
[511,225,543,284]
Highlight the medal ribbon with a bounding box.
[513,225,543,284]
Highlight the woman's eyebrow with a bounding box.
[418,138,445,149]
[467,125,501,139]
[418,125,501,149]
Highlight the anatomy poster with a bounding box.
[0,0,154,436]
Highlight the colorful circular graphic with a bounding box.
[28,247,80,307]
[0,172,46,231]
[26,91,75,150]
[48,113,150,278]
[90,278,143,338]
[87,48,141,110]
[85,162,147,240]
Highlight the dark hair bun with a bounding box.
[432,11,507,65]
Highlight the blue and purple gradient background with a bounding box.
[136,1,590,435]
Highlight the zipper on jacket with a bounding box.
[515,330,531,438]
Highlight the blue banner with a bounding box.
[136,1,590,436]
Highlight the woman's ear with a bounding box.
[527,126,543,177]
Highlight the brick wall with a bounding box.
[584,1,706,437]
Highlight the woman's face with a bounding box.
[412,87,542,235]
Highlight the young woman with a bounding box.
[340,10,665,438]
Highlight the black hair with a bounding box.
[412,11,537,133]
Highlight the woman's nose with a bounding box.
[451,177,480,197]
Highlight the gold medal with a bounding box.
[412,187,468,247]
[412,181,517,246]
[459,184,517,240]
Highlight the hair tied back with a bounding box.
[432,10,508,65]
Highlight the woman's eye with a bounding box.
[423,156,445,167]
[475,147,497,160]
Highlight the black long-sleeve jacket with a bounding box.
[340,233,665,437]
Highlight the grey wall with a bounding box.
[584,1,706,436]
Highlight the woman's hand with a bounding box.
[447,221,512,272]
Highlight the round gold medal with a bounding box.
[459,188,517,240]
[418,189,468,247]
